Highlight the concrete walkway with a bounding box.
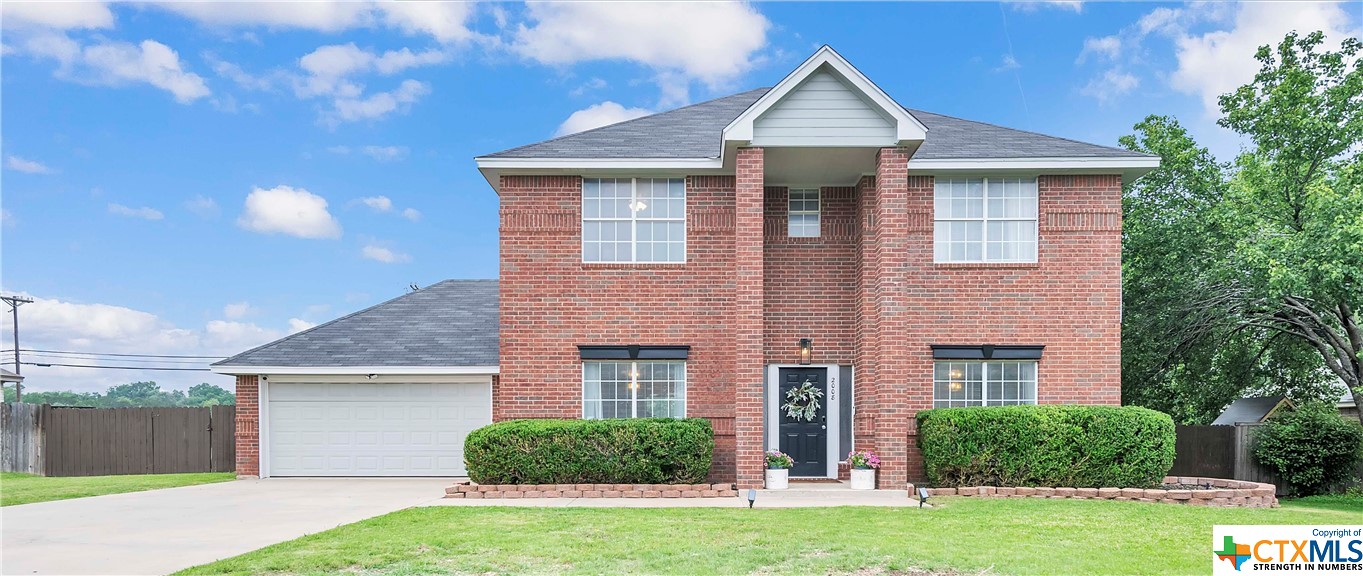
[1,478,451,576]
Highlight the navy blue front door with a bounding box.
[778,367,827,477]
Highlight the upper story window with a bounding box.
[583,178,686,263]
[788,188,821,238]
[934,177,1038,263]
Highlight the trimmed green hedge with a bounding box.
[917,405,1176,488]
[1252,403,1363,497]
[464,418,714,484]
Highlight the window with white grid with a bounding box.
[934,177,1038,263]
[582,178,686,263]
[788,188,821,238]
[583,361,686,419]
[932,361,1037,408]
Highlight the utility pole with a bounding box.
[2,295,33,402]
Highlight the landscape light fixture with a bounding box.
[797,338,813,365]
[918,487,931,508]
[747,489,757,508]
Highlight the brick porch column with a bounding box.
[235,375,260,478]
[872,147,912,489]
[734,147,766,490]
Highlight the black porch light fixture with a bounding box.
[797,338,813,365]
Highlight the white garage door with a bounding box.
[267,381,491,477]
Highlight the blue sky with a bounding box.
[2,1,1359,392]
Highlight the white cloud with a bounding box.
[1169,2,1360,116]
[287,318,317,333]
[0,2,114,30]
[326,145,407,161]
[1081,68,1139,103]
[222,302,253,319]
[359,195,394,212]
[556,101,652,136]
[185,195,220,218]
[5,155,54,174]
[148,1,479,44]
[1,209,14,227]
[1077,35,1121,63]
[237,185,342,239]
[361,145,406,161]
[401,207,421,222]
[4,294,288,393]
[1009,1,1083,13]
[512,2,770,104]
[994,54,1021,72]
[16,34,210,103]
[328,78,429,124]
[108,203,164,220]
[361,244,411,264]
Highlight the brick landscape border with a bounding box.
[917,476,1277,508]
[446,482,739,499]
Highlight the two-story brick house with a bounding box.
[213,47,1158,489]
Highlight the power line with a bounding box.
[20,361,211,372]
[0,348,225,359]
[19,352,210,365]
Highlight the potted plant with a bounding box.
[847,450,880,490]
[765,450,793,490]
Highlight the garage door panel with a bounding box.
[267,381,490,476]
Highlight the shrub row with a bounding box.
[917,405,1176,488]
[464,418,714,485]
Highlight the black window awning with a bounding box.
[578,345,690,360]
[930,345,1044,360]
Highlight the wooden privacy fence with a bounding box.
[0,404,234,476]
[1170,423,1283,494]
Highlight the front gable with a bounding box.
[724,45,927,146]
[751,67,896,147]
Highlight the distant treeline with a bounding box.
[2,381,235,407]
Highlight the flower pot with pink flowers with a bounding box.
[765,450,793,490]
[847,450,880,490]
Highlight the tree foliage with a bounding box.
[1252,403,1363,496]
[1121,31,1363,423]
[2,381,235,407]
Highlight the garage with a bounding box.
[209,280,503,479]
[266,380,491,477]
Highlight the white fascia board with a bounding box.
[723,45,928,144]
[475,157,721,170]
[906,157,1161,171]
[210,365,500,376]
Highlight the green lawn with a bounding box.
[0,471,235,506]
[178,496,1361,576]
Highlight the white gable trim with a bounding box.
[724,45,927,145]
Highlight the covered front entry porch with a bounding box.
[765,364,853,479]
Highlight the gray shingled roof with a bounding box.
[481,87,1151,160]
[1211,396,1290,425]
[485,89,768,159]
[215,279,498,368]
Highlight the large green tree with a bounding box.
[3,381,235,407]
[1121,32,1363,424]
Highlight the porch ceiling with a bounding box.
[761,147,880,187]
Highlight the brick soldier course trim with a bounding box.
[446,482,739,499]
[920,477,1278,508]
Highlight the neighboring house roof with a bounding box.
[1211,396,1293,426]
[0,368,23,382]
[480,89,1152,161]
[212,279,498,373]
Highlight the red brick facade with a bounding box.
[497,154,1124,489]
[234,375,259,478]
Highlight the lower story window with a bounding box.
[933,361,1037,408]
[583,361,686,418]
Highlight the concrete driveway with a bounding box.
[1,477,452,575]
